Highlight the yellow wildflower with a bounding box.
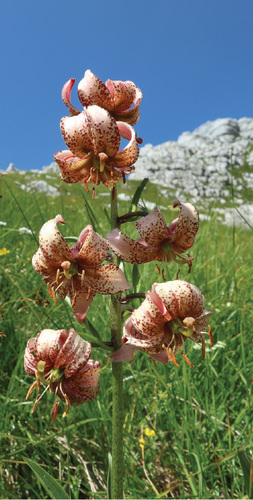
[144,427,156,437]
[0,248,10,256]
[139,438,145,449]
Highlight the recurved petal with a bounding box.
[24,338,37,375]
[106,80,142,125]
[62,78,81,116]
[168,200,199,251]
[154,280,205,319]
[107,122,139,168]
[54,150,93,184]
[54,328,92,377]
[32,248,59,275]
[105,80,136,109]
[136,209,169,247]
[38,215,73,262]
[111,343,138,362]
[107,229,158,264]
[86,105,121,157]
[61,359,100,405]
[34,329,69,363]
[78,70,114,110]
[73,225,110,265]
[84,264,130,294]
[60,113,93,157]
[68,287,95,324]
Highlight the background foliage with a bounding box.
[0,171,252,499]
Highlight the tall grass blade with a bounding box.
[129,177,149,212]
[22,457,70,499]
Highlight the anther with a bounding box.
[163,345,179,367]
[208,325,213,347]
[202,340,206,360]
[71,292,77,308]
[47,282,53,298]
[62,392,70,418]
[51,401,60,425]
[181,351,194,368]
[56,268,60,286]
[51,286,57,303]
[86,286,92,300]
[26,380,38,400]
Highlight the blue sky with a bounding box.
[1,0,253,171]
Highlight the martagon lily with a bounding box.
[24,328,100,423]
[111,280,212,366]
[32,215,130,323]
[62,69,142,125]
[54,105,139,188]
[107,200,199,267]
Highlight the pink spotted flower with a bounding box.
[111,280,212,366]
[32,215,130,323]
[107,200,199,267]
[24,328,100,422]
[54,105,139,188]
[62,69,142,125]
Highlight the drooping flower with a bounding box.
[32,215,130,323]
[24,328,100,422]
[111,280,212,366]
[54,105,139,188]
[62,69,142,125]
[107,200,199,267]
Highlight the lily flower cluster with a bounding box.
[24,69,212,422]
[54,70,142,188]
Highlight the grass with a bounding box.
[0,171,252,499]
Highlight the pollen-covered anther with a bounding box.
[62,390,70,418]
[47,282,53,298]
[181,351,194,368]
[51,401,60,425]
[26,380,38,400]
[51,286,57,303]
[163,345,179,368]
[86,285,92,300]
[71,291,77,308]
[56,268,61,286]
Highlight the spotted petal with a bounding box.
[38,214,72,263]
[136,209,169,247]
[107,229,158,264]
[78,70,114,109]
[72,225,110,266]
[84,264,131,295]
[62,78,80,116]
[168,200,199,252]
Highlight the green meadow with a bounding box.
[0,171,252,499]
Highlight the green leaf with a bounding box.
[107,452,112,499]
[238,450,253,497]
[22,457,70,499]
[132,264,140,293]
[129,178,149,212]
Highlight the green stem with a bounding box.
[110,185,124,499]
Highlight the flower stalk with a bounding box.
[110,184,124,499]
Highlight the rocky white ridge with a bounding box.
[131,117,253,202]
